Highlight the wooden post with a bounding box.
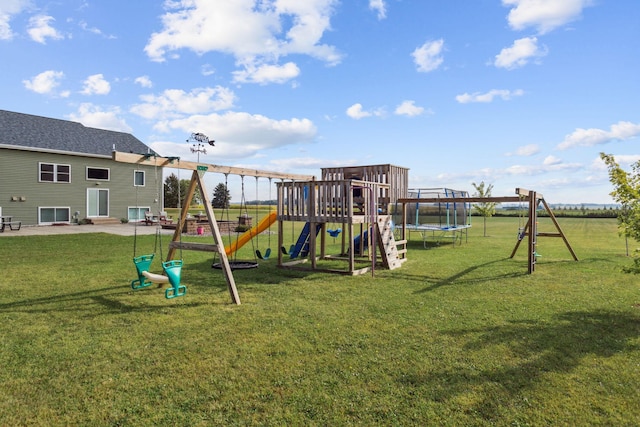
[528,190,537,274]
[277,181,284,267]
[348,183,355,273]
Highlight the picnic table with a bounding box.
[0,215,22,232]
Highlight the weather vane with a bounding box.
[188,132,214,163]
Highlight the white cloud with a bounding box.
[152,111,317,158]
[394,100,425,117]
[27,15,64,44]
[201,64,215,76]
[369,0,386,20]
[504,160,581,176]
[507,144,540,156]
[78,20,115,39]
[412,39,444,73]
[543,155,562,165]
[346,103,385,120]
[23,70,66,95]
[558,121,640,150]
[494,37,547,69]
[81,74,111,95]
[456,89,524,104]
[144,0,341,85]
[346,103,370,119]
[130,86,237,120]
[134,75,153,88]
[502,0,593,34]
[431,156,582,185]
[232,62,300,85]
[270,156,350,171]
[0,0,31,40]
[67,103,132,133]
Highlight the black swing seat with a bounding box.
[256,248,272,260]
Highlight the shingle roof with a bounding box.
[0,110,155,157]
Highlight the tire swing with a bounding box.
[212,175,259,270]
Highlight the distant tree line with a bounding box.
[481,206,620,219]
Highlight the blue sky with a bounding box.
[2,0,639,204]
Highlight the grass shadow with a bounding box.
[415,258,526,293]
[402,309,640,421]
[0,282,211,315]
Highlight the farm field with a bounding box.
[1,217,639,425]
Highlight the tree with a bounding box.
[164,173,202,208]
[180,179,202,207]
[211,182,231,209]
[600,153,640,273]
[471,181,497,237]
[164,173,180,208]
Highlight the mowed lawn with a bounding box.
[0,217,638,426]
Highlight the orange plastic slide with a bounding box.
[225,211,277,256]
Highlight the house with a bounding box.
[0,110,162,226]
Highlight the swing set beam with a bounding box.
[397,187,578,274]
[112,151,314,181]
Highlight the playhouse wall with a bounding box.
[321,164,409,208]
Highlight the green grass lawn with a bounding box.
[1,217,639,425]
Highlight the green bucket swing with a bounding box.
[131,254,155,290]
[130,155,187,299]
[163,260,186,299]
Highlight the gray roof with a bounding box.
[0,109,155,157]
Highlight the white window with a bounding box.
[134,170,145,186]
[128,207,150,221]
[87,167,110,181]
[39,207,70,224]
[39,163,70,183]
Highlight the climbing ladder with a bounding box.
[376,215,405,270]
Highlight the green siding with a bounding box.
[0,148,162,225]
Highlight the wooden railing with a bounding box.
[276,180,390,223]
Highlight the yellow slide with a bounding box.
[225,211,277,256]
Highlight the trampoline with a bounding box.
[398,188,472,248]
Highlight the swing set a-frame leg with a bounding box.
[509,191,578,274]
[166,169,241,305]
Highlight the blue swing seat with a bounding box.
[256,247,272,260]
[327,228,342,238]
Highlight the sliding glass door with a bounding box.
[87,188,109,217]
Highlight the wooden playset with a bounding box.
[114,150,577,305]
[275,163,410,275]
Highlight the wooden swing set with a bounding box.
[113,151,314,305]
[397,187,578,274]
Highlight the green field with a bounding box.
[1,217,638,425]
